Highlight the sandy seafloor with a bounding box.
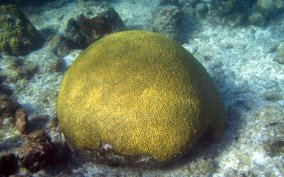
[1,0,284,176]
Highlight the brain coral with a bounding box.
[57,30,226,166]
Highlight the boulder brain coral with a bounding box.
[57,30,226,166]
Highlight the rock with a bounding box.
[274,42,284,64]
[180,2,196,29]
[248,13,266,26]
[0,94,19,120]
[197,158,217,176]
[19,131,70,172]
[0,0,56,7]
[184,0,199,6]
[57,30,226,167]
[46,35,72,57]
[149,5,183,41]
[223,167,239,176]
[256,0,284,17]
[65,7,125,49]
[77,0,104,7]
[256,106,284,157]
[0,5,41,56]
[15,108,27,134]
[48,57,66,72]
[195,3,209,15]
[0,153,18,176]
[25,114,50,132]
[76,7,125,42]
[21,61,38,79]
[62,49,82,67]
[274,55,284,65]
[0,75,13,96]
[214,0,237,14]
[264,139,284,157]
[19,131,55,172]
[246,0,284,25]
[212,0,256,25]
[1,56,38,82]
[211,0,284,26]
[65,18,88,49]
[159,0,179,6]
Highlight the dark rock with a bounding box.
[19,131,55,172]
[49,141,71,166]
[274,56,284,65]
[48,57,66,72]
[264,91,282,101]
[76,7,125,42]
[15,108,27,134]
[197,159,217,176]
[180,2,196,30]
[0,94,19,120]
[21,61,38,79]
[212,0,256,25]
[0,0,56,7]
[26,115,50,132]
[0,76,13,96]
[223,167,241,176]
[65,18,88,49]
[19,131,71,172]
[256,0,284,18]
[248,13,266,26]
[0,153,18,176]
[195,3,209,15]
[1,56,38,82]
[212,0,284,26]
[77,0,104,7]
[264,140,284,157]
[65,7,125,49]
[46,35,72,57]
[159,0,179,6]
[244,0,284,26]
[149,5,183,41]
[274,42,284,64]
[214,0,237,15]
[0,5,41,56]
[184,0,199,6]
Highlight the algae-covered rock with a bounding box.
[0,5,41,56]
[57,30,226,166]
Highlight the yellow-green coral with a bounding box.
[0,5,40,55]
[9,37,21,50]
[57,30,225,165]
